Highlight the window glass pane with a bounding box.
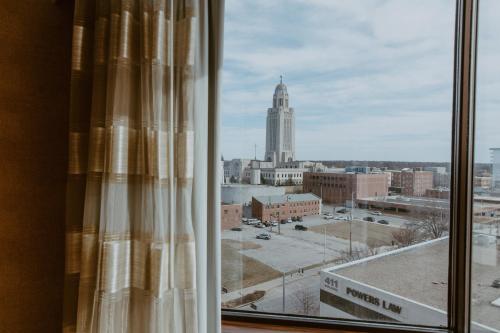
[471,1,500,331]
[221,0,455,327]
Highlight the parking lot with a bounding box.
[222,205,406,273]
[221,205,418,312]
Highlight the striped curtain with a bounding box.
[63,0,222,332]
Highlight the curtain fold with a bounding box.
[63,1,223,332]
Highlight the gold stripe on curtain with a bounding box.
[62,0,209,332]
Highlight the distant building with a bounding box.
[259,168,307,186]
[221,184,286,205]
[474,176,492,189]
[221,203,242,230]
[390,169,433,197]
[280,160,326,171]
[265,78,295,165]
[425,187,450,199]
[490,148,500,188]
[223,158,251,183]
[252,193,321,222]
[303,171,389,205]
[424,166,450,188]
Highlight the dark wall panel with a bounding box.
[0,1,73,332]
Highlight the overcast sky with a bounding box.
[221,0,499,163]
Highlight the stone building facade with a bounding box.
[265,78,295,165]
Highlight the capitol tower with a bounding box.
[264,77,296,165]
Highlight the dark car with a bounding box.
[377,219,389,225]
[337,208,347,214]
[280,219,287,224]
[363,216,375,222]
[492,278,500,288]
[231,227,242,231]
[297,216,303,222]
[295,225,308,231]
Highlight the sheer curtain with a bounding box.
[63,0,223,332]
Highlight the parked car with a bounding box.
[231,227,242,231]
[247,219,260,225]
[492,278,500,288]
[335,216,349,221]
[256,233,271,240]
[287,218,293,223]
[377,219,389,225]
[295,225,308,231]
[336,208,347,214]
[370,211,383,216]
[255,223,264,228]
[280,219,287,224]
[363,216,375,222]
[271,221,278,227]
[241,218,248,223]
[297,216,303,222]
[324,215,334,220]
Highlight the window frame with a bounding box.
[220,0,479,332]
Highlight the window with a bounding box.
[220,0,489,332]
[471,1,500,331]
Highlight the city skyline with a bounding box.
[221,0,500,163]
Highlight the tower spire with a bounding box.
[280,75,283,84]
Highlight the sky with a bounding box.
[220,0,500,163]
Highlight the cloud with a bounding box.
[221,0,499,163]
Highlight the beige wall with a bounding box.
[0,2,73,332]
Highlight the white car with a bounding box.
[334,216,348,221]
[370,211,382,216]
[287,218,293,223]
[271,222,278,227]
[247,219,260,225]
[256,233,271,240]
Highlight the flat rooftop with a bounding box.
[326,237,500,330]
[359,196,449,209]
[253,193,321,204]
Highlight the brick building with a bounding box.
[425,187,450,199]
[221,203,242,230]
[303,172,389,205]
[251,193,321,222]
[391,169,433,197]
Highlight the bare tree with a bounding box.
[417,211,448,239]
[407,208,449,240]
[293,285,319,316]
[337,245,380,263]
[392,226,420,247]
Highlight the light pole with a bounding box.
[349,191,355,256]
[282,272,286,312]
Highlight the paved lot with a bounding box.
[222,206,410,273]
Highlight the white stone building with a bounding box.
[265,77,295,165]
[223,158,251,183]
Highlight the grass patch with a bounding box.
[222,239,281,292]
[309,220,395,248]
